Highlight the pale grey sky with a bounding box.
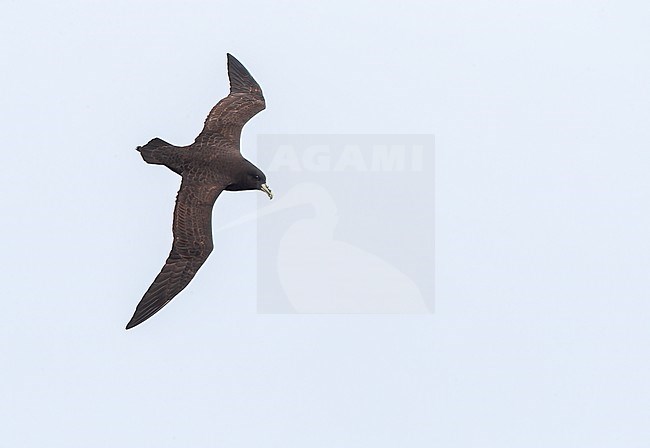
[1,1,650,447]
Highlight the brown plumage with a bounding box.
[126,54,272,329]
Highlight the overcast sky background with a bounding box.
[1,1,650,446]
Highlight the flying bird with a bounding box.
[126,54,272,329]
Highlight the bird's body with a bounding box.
[126,54,272,329]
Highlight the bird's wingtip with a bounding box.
[226,53,261,95]
[226,53,239,67]
[125,316,140,330]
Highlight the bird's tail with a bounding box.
[136,138,183,175]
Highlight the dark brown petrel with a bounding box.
[126,54,272,329]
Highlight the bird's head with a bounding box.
[226,160,273,199]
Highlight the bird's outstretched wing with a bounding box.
[196,53,266,149]
[126,182,223,329]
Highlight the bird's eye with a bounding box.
[253,174,261,180]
